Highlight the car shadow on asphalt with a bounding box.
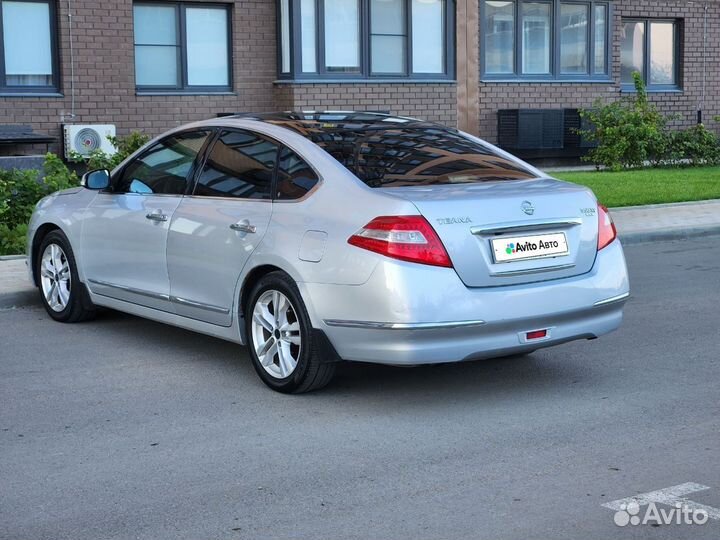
[84,307,595,406]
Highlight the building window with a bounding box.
[0,0,58,92]
[133,2,231,92]
[621,18,679,90]
[481,0,610,81]
[277,0,454,80]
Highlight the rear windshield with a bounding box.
[268,118,538,188]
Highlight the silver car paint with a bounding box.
[27,117,629,365]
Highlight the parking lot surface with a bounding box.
[2,237,719,540]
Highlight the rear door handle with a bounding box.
[145,210,168,222]
[230,220,256,234]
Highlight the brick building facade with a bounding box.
[0,0,717,158]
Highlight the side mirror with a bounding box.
[81,169,110,190]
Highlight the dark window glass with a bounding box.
[620,18,679,89]
[266,116,536,187]
[481,1,610,80]
[278,0,452,80]
[1,0,57,91]
[133,2,231,91]
[194,130,278,199]
[276,147,319,199]
[114,131,210,195]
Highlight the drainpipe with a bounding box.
[698,1,707,124]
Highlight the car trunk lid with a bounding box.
[381,178,599,287]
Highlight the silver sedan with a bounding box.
[27,112,629,393]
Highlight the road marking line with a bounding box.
[602,482,720,520]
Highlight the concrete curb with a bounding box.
[0,254,26,261]
[618,225,720,245]
[609,199,720,212]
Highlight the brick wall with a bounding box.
[276,83,458,125]
[477,0,720,142]
[0,0,278,155]
[3,1,718,156]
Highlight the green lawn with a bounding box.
[554,166,720,207]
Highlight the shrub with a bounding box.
[69,131,150,171]
[0,158,79,255]
[671,124,720,166]
[579,73,667,171]
[0,131,149,255]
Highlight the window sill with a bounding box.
[481,78,613,84]
[136,90,236,96]
[274,78,456,85]
[620,86,683,94]
[0,91,63,98]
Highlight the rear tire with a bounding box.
[37,230,96,323]
[245,271,335,393]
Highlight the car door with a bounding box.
[80,129,212,312]
[166,129,278,326]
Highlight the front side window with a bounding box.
[114,131,211,195]
[133,2,231,91]
[0,0,57,91]
[482,1,610,80]
[278,0,453,80]
[194,131,278,200]
[621,18,679,89]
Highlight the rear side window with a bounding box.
[113,130,210,195]
[194,130,278,199]
[276,147,319,200]
[268,119,538,188]
[333,128,536,188]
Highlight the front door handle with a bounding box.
[230,220,256,234]
[145,210,168,222]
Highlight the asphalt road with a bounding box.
[2,237,719,540]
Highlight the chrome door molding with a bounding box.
[88,279,231,315]
[170,295,231,315]
[88,279,170,302]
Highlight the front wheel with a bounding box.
[37,230,96,323]
[245,272,335,393]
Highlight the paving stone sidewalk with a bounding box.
[1,199,719,306]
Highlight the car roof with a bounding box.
[217,111,446,135]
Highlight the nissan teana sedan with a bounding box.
[27,112,629,393]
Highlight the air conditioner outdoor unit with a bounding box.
[63,124,117,159]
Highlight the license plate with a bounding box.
[491,232,569,263]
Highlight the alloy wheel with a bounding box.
[40,243,71,312]
[251,289,302,379]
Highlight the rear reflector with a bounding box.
[348,215,452,268]
[526,329,547,340]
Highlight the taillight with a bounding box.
[348,215,452,268]
[597,204,617,250]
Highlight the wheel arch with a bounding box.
[30,222,64,286]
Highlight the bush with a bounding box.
[579,72,667,171]
[0,131,149,255]
[69,131,150,171]
[671,124,720,166]
[0,157,79,255]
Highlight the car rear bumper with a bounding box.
[299,239,629,365]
